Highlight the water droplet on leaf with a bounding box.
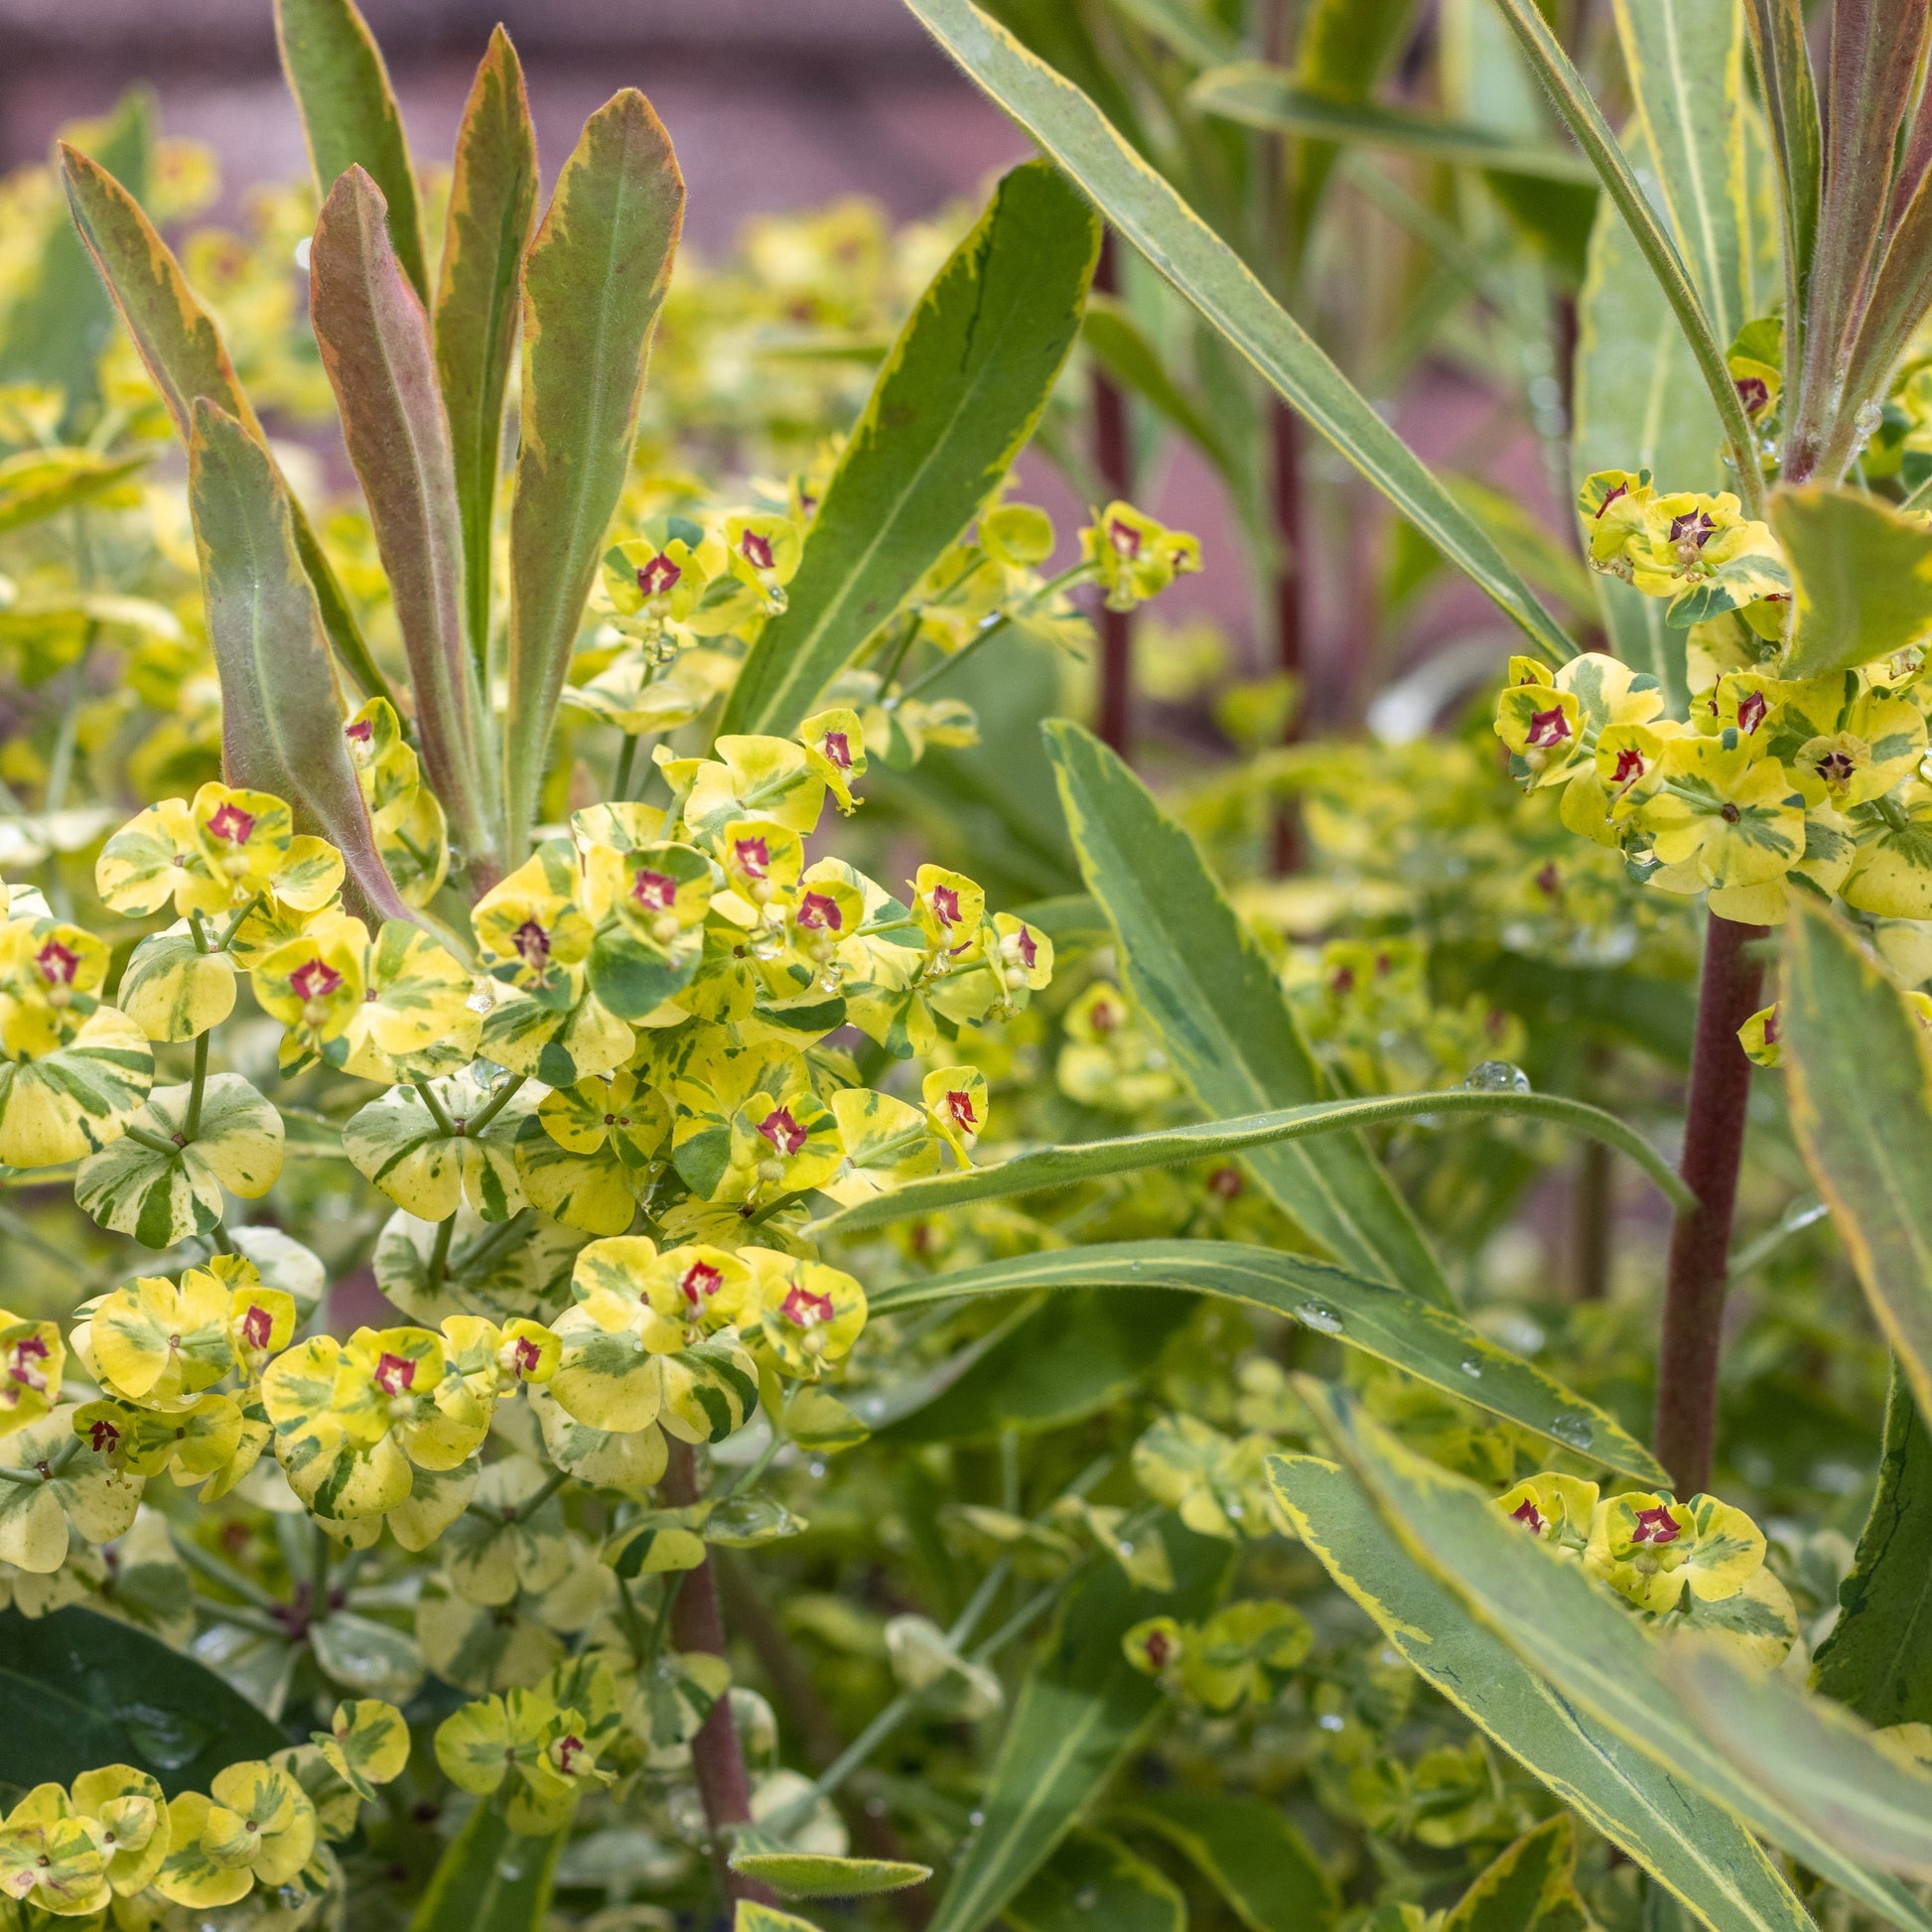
[1298,1302,1344,1335]
[1549,1411,1593,1450]
[1459,1358,1483,1379]
[1462,1060,1530,1093]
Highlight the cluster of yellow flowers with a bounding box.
[0,1700,403,1923]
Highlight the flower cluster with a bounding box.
[1496,1473,1796,1664]
[0,1700,402,1924]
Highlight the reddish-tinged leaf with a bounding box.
[505,89,684,860]
[58,144,396,711]
[312,166,500,888]
[435,25,539,681]
[187,400,410,926]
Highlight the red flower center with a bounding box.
[88,1419,121,1453]
[1015,927,1037,969]
[1536,862,1563,898]
[631,870,677,911]
[1509,1499,1546,1533]
[1612,747,1648,784]
[512,1335,543,1377]
[240,1304,273,1350]
[796,891,842,932]
[680,1261,723,1308]
[290,957,343,1004]
[345,718,373,745]
[1669,508,1716,551]
[637,554,682,597]
[554,1734,585,1776]
[35,938,78,986]
[373,1352,416,1396]
[1736,690,1768,734]
[1143,1629,1172,1668]
[734,836,770,880]
[513,919,551,969]
[930,885,961,925]
[945,1089,977,1132]
[1594,482,1628,519]
[1526,706,1572,748]
[740,529,774,570]
[1107,516,1142,559]
[1736,375,1770,415]
[207,802,257,844]
[820,730,852,769]
[1208,1167,1243,1200]
[781,1281,836,1327]
[1631,1504,1682,1545]
[8,1336,48,1391]
[1089,999,1117,1035]
[758,1106,807,1157]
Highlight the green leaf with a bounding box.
[1112,1793,1335,1932]
[435,26,540,681]
[311,165,500,882]
[1082,297,1231,476]
[1485,0,1765,520]
[0,1604,286,1796]
[0,86,152,432]
[0,450,152,538]
[867,1240,1665,1483]
[1444,1815,1587,1932]
[1659,1638,1932,1882]
[1609,0,1762,353]
[882,1289,1193,1442]
[274,0,431,302]
[1300,1381,1932,1932]
[1266,1454,1814,1932]
[1098,0,1239,68]
[925,1520,1233,1932]
[408,1793,564,1932]
[1770,484,1932,680]
[1743,0,1821,357]
[1813,1367,1932,1726]
[729,1850,933,1898]
[1443,475,1596,623]
[809,1088,1691,1243]
[58,144,393,709]
[1045,719,1452,1304]
[1288,0,1420,229]
[74,1072,283,1249]
[186,399,410,922]
[1188,66,1597,182]
[720,161,1097,740]
[901,0,1576,666]
[505,90,683,860]
[1782,897,1932,1428]
[1007,1833,1183,1932]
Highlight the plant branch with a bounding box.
[1654,912,1768,1494]
[661,1438,776,1909]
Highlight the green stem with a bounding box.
[122,1124,182,1157]
[612,732,639,802]
[1489,0,1767,520]
[464,1073,526,1136]
[183,1030,209,1143]
[502,1465,570,1522]
[194,1599,294,1641]
[189,909,212,956]
[214,894,263,952]
[426,1215,455,1296]
[169,1528,283,1611]
[411,1077,458,1138]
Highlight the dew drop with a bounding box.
[1298,1302,1344,1335]
[1459,1358,1483,1379]
[1549,1411,1594,1450]
[1129,1260,1144,1274]
[1075,1887,1101,1911]
[1461,1060,1531,1093]
[1317,1713,1345,1731]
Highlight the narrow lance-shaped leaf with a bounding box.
[0,86,152,432]
[1098,0,1239,69]
[1287,0,1419,248]
[1008,1836,1183,1932]
[311,166,501,888]
[1109,1795,1334,1932]
[1608,0,1759,352]
[435,25,539,682]
[1081,299,1232,478]
[506,90,684,861]
[809,1087,1691,1242]
[1187,67,1598,184]
[1812,1366,1932,1726]
[1742,0,1821,395]
[1483,0,1766,518]
[867,1241,1667,1483]
[901,0,1576,665]
[1045,719,1454,1305]
[1782,897,1932,1423]
[58,144,396,709]
[1302,1381,1932,1932]
[187,399,410,925]
[406,1795,565,1932]
[1266,1456,1815,1932]
[924,1521,1233,1932]
[1659,1632,1932,1881]
[274,0,431,302]
[720,160,1097,739]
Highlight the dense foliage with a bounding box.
[2,2,1932,1932]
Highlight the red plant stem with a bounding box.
[1653,912,1767,1495]
[662,1440,776,1909]
[1270,395,1306,872]
[1092,231,1133,759]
